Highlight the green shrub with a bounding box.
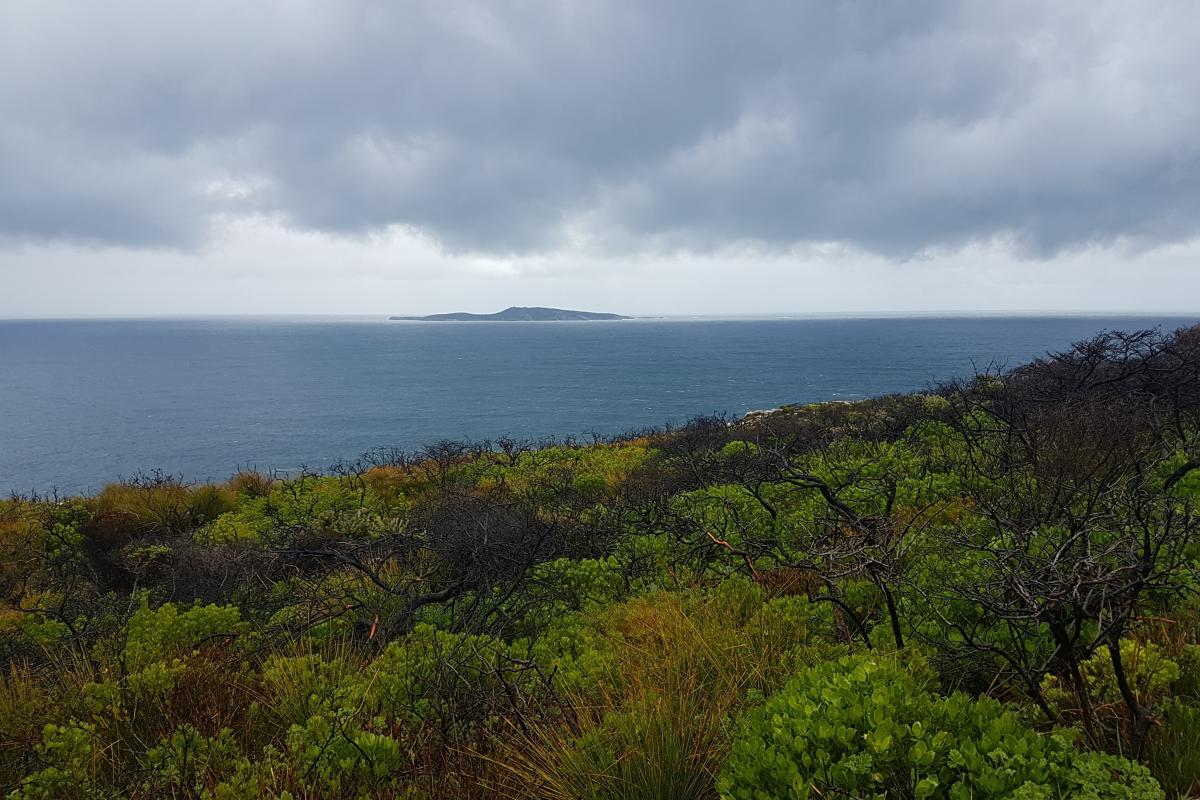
[507,555,626,635]
[118,597,247,672]
[9,721,100,800]
[1039,640,1181,741]
[199,745,293,800]
[526,611,617,694]
[74,598,251,734]
[258,649,361,729]
[718,654,1163,800]
[203,510,273,544]
[286,712,406,797]
[263,624,525,745]
[362,624,520,734]
[141,724,241,797]
[1172,644,1200,701]
[1081,640,1180,706]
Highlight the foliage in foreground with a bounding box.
[720,654,1162,800]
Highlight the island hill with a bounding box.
[390,306,629,321]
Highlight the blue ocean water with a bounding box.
[1,315,1195,495]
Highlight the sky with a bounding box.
[2,1,1199,318]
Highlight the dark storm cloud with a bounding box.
[2,1,1198,256]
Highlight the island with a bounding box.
[390,306,629,321]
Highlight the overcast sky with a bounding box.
[2,1,1199,317]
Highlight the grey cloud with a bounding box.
[1,0,1198,257]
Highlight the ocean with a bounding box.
[1,314,1195,495]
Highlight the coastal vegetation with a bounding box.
[1,324,1199,799]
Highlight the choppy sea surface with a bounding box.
[1,314,1195,494]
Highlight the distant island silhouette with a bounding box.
[390,306,629,321]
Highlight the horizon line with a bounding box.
[3,309,1200,323]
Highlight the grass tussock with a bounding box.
[486,586,832,800]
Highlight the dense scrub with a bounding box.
[2,324,1199,799]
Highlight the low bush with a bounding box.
[718,654,1164,800]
